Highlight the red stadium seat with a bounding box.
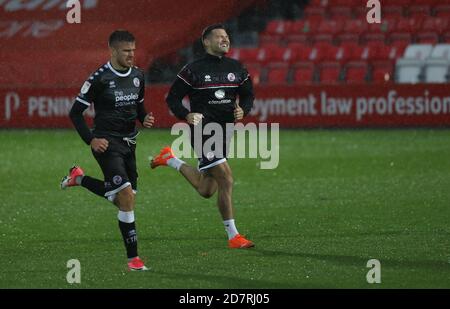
[371,61,395,83]
[434,5,450,18]
[421,17,449,35]
[318,62,342,84]
[383,6,405,18]
[408,5,431,18]
[329,6,353,19]
[288,43,315,62]
[264,46,294,64]
[292,62,315,84]
[415,32,439,44]
[265,64,289,85]
[264,20,292,35]
[345,61,369,84]
[389,33,413,45]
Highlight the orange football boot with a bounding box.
[228,234,255,249]
[150,146,175,169]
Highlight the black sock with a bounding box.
[118,220,138,259]
[81,176,106,198]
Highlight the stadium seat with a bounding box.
[408,5,431,19]
[345,61,369,84]
[421,17,449,35]
[288,43,315,62]
[318,62,342,84]
[371,61,395,83]
[329,6,352,19]
[434,5,450,18]
[292,62,315,84]
[429,44,450,60]
[265,64,289,85]
[424,60,449,83]
[396,59,424,83]
[403,44,433,60]
[415,32,439,44]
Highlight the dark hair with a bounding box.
[108,30,135,47]
[201,24,227,42]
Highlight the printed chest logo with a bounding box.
[205,75,212,82]
[109,81,116,88]
[227,73,236,82]
[214,89,225,99]
[133,77,140,87]
[80,81,91,94]
[113,175,123,185]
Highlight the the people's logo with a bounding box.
[214,89,225,99]
[133,77,140,87]
[227,73,235,82]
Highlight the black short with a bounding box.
[190,122,234,171]
[92,136,137,198]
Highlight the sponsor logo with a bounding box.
[80,81,91,94]
[114,91,139,102]
[214,89,225,99]
[113,175,122,185]
[133,77,140,87]
[4,92,20,120]
[227,73,236,82]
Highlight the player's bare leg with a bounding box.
[179,165,218,198]
[208,162,233,220]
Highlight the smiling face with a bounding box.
[110,41,136,69]
[203,28,230,57]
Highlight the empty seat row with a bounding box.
[396,44,450,83]
[264,17,450,36]
[229,42,407,65]
[246,61,394,85]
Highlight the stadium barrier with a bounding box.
[1,84,450,128]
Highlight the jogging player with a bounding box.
[61,30,154,270]
[150,24,255,249]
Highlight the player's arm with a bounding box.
[69,101,94,145]
[235,71,255,120]
[166,77,191,120]
[136,81,154,128]
[70,77,108,153]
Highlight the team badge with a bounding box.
[227,73,236,82]
[113,175,123,185]
[80,81,91,94]
[133,77,140,87]
[206,152,215,161]
[214,89,225,99]
[205,75,212,82]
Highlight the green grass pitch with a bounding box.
[0,129,449,288]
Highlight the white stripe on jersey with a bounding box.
[76,97,91,106]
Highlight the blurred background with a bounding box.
[1,0,450,127]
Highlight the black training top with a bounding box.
[166,53,254,124]
[69,61,147,145]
